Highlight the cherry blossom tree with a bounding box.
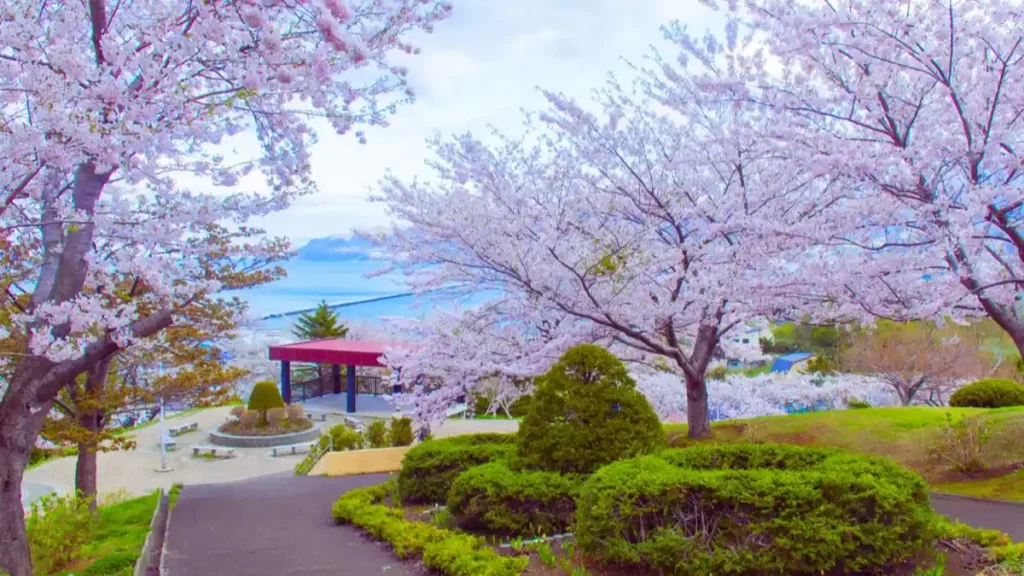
[381,302,593,425]
[0,1,451,573]
[840,320,986,405]
[700,0,1024,356]
[634,369,901,422]
[373,42,835,440]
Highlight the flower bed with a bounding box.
[209,421,321,448]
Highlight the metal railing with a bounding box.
[292,375,385,402]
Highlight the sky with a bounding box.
[248,0,723,244]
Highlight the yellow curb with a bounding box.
[310,446,412,476]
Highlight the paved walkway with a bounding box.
[22,406,519,506]
[931,493,1024,541]
[163,473,424,576]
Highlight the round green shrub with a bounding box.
[949,378,1024,408]
[320,424,365,452]
[447,461,580,536]
[507,394,532,418]
[364,419,391,448]
[389,417,414,447]
[247,380,285,416]
[517,344,663,474]
[397,434,517,504]
[575,444,935,575]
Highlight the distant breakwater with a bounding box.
[258,292,418,320]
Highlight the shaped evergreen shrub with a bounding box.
[390,417,414,447]
[398,434,516,504]
[447,461,580,536]
[949,378,1024,408]
[575,444,935,575]
[321,423,365,452]
[286,403,305,420]
[365,419,390,448]
[266,407,286,428]
[517,344,662,474]
[247,380,285,418]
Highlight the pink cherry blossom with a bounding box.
[0,1,453,573]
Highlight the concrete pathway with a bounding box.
[931,493,1024,542]
[22,407,519,506]
[163,473,423,576]
[24,407,297,501]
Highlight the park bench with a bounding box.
[343,416,364,431]
[268,442,315,457]
[168,422,199,437]
[306,412,328,422]
[161,437,177,451]
[192,445,235,459]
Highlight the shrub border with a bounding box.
[332,479,527,576]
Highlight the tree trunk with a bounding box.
[75,441,98,509]
[73,357,111,509]
[0,441,32,576]
[684,372,712,439]
[0,384,48,576]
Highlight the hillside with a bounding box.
[665,406,1024,501]
[296,235,383,262]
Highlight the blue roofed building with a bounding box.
[770,352,815,374]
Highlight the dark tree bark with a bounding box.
[75,442,98,508]
[0,357,56,576]
[72,357,112,509]
[0,311,172,576]
[672,322,720,440]
[683,371,712,439]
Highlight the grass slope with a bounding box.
[50,487,174,576]
[664,406,1024,501]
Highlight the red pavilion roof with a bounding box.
[268,339,405,367]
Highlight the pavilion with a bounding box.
[268,339,403,414]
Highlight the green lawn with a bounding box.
[112,405,219,436]
[49,487,178,576]
[664,406,1024,501]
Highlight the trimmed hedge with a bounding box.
[397,433,517,504]
[949,378,1024,408]
[517,344,663,474]
[447,461,580,536]
[332,480,527,576]
[322,423,365,452]
[575,444,935,575]
[247,380,285,415]
[390,417,414,447]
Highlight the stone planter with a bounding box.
[208,424,322,448]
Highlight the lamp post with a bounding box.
[155,362,173,473]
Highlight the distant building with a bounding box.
[770,352,815,374]
[720,324,773,368]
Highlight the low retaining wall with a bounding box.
[133,489,169,576]
[209,424,322,448]
[309,446,412,476]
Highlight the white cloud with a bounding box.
[249,0,723,244]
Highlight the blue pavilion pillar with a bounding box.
[281,361,291,404]
[346,365,356,413]
[332,364,342,395]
